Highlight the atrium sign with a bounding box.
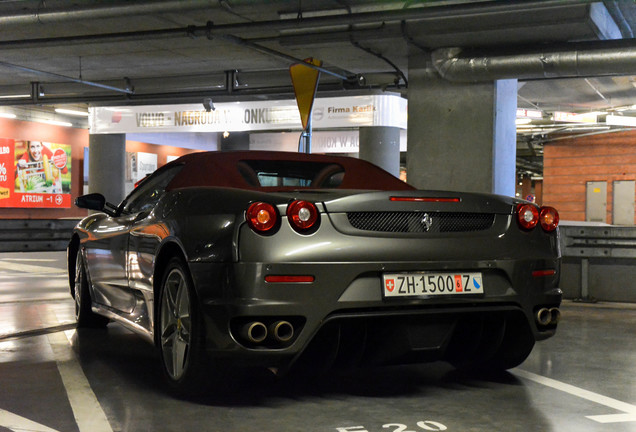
[89,94,407,134]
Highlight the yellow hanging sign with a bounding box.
[289,58,322,130]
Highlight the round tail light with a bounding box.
[287,200,320,233]
[516,203,539,230]
[246,202,278,233]
[539,206,559,232]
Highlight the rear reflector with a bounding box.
[532,269,557,277]
[390,197,460,203]
[265,275,315,283]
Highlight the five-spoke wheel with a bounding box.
[158,257,208,394]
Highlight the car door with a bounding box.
[124,165,184,307]
[86,165,183,314]
[84,210,140,314]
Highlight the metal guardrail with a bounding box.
[0,219,78,252]
[560,225,636,258]
[559,224,636,303]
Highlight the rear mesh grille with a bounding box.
[346,212,495,233]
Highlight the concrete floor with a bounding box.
[0,251,635,432]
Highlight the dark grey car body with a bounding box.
[68,151,561,391]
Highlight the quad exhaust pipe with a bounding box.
[269,320,294,343]
[535,307,561,326]
[240,320,295,344]
[241,321,268,343]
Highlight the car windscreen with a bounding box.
[238,160,344,189]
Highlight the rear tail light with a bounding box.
[539,206,559,232]
[287,200,320,233]
[246,202,278,233]
[516,203,539,230]
[516,203,559,232]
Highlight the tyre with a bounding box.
[74,251,109,328]
[157,257,209,395]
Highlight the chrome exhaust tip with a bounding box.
[242,321,268,343]
[536,308,552,326]
[269,320,294,343]
[549,307,561,325]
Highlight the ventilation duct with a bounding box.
[431,39,636,82]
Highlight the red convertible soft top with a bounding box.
[165,151,414,191]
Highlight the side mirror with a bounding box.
[75,193,106,211]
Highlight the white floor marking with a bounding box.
[0,408,61,432]
[46,329,114,432]
[0,258,59,262]
[0,261,65,274]
[513,369,636,424]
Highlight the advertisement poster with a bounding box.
[0,138,72,208]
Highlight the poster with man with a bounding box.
[0,138,72,208]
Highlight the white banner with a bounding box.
[249,130,407,153]
[89,94,407,134]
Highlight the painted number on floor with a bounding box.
[336,421,447,432]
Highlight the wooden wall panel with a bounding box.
[543,130,636,223]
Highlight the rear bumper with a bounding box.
[189,257,561,369]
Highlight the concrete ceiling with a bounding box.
[1,0,636,176]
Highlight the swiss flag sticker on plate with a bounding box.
[385,278,396,292]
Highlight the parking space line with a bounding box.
[0,258,59,262]
[0,261,65,274]
[47,330,114,432]
[513,369,636,424]
[0,408,61,432]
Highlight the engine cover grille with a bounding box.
[346,212,495,233]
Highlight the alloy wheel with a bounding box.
[160,268,192,381]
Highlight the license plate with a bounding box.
[382,272,484,297]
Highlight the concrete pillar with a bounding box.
[407,57,517,196]
[359,126,401,177]
[492,79,517,197]
[89,133,126,205]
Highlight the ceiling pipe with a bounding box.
[215,33,352,81]
[0,0,589,49]
[431,39,636,82]
[0,81,347,106]
[0,60,134,95]
[0,0,217,25]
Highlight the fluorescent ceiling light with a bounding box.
[38,119,73,127]
[0,112,17,119]
[0,94,30,99]
[55,108,89,117]
[516,118,532,125]
[553,111,604,123]
[606,115,636,127]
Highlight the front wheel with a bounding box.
[158,257,209,395]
